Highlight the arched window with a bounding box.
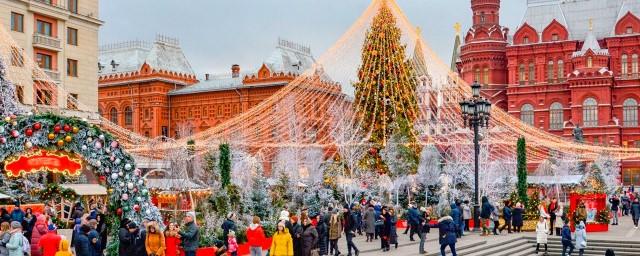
[474,68,481,83]
[520,104,534,126]
[124,106,133,126]
[528,62,535,83]
[483,67,489,85]
[519,63,526,84]
[633,54,639,74]
[558,60,565,82]
[550,102,564,130]
[622,54,629,75]
[623,98,638,127]
[109,107,118,124]
[547,60,554,83]
[480,12,486,23]
[583,98,598,127]
[523,36,530,44]
[587,56,593,68]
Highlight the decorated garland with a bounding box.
[38,183,78,201]
[0,113,162,255]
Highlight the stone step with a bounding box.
[524,236,640,246]
[426,240,486,256]
[541,248,637,256]
[479,241,533,256]
[463,237,528,256]
[539,244,640,254]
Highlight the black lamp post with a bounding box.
[459,81,492,231]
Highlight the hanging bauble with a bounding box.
[99,176,106,182]
[25,141,32,149]
[115,158,121,165]
[47,133,55,140]
[111,141,119,148]
[25,128,33,137]
[10,130,19,138]
[127,182,134,189]
[33,122,41,130]
[0,137,6,144]
[56,140,64,147]
[72,127,79,134]
[133,204,140,212]
[81,145,87,151]
[111,173,118,180]
[64,135,72,143]
[137,179,144,185]
[123,205,131,212]
[107,188,114,194]
[124,163,132,171]
[369,147,377,155]
[95,141,102,149]
[119,172,124,177]
[109,155,115,162]
[87,137,93,143]
[63,124,71,132]
[53,125,61,133]
[145,209,151,215]
[141,189,148,196]
[105,148,111,154]
[0,126,4,133]
[104,168,110,173]
[116,208,123,216]
[134,169,141,176]
[119,182,125,188]
[98,134,105,140]
[95,161,101,167]
[4,117,10,122]
[135,196,142,202]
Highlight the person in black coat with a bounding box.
[315,214,328,256]
[499,201,513,233]
[290,216,304,256]
[438,215,457,256]
[343,204,359,256]
[74,225,92,256]
[118,219,132,256]
[379,207,392,252]
[480,196,493,236]
[631,198,640,228]
[221,213,237,248]
[512,202,525,233]
[122,222,147,256]
[609,195,621,225]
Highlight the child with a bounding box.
[55,239,73,256]
[535,216,549,255]
[227,230,239,256]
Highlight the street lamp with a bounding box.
[459,81,492,232]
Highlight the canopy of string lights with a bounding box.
[1,0,639,166]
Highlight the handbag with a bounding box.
[580,241,587,247]
[310,249,320,256]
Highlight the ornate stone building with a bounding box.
[458,0,640,184]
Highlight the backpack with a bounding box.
[21,235,30,255]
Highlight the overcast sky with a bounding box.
[99,0,527,78]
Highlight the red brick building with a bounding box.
[458,0,640,184]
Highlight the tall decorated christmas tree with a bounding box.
[516,137,529,207]
[353,2,420,175]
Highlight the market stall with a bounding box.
[146,177,211,222]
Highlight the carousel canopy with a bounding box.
[61,184,108,196]
[528,175,584,185]
[145,178,206,191]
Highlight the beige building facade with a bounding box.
[1,0,102,112]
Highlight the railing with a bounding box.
[33,33,61,50]
[42,69,60,81]
[32,0,66,9]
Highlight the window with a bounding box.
[124,106,133,126]
[547,60,554,83]
[10,47,24,67]
[637,141,640,148]
[558,60,565,82]
[633,54,639,74]
[162,127,168,138]
[474,68,481,83]
[109,107,118,124]
[480,12,486,23]
[67,93,78,110]
[16,85,24,104]
[519,63,526,84]
[583,98,598,127]
[593,137,600,145]
[627,26,634,34]
[68,0,78,13]
[551,34,559,41]
[622,54,629,75]
[144,108,150,119]
[218,106,223,116]
[36,88,53,105]
[36,53,52,70]
[523,36,529,44]
[623,98,638,127]
[520,104,534,126]
[483,68,489,85]
[67,27,78,45]
[67,59,78,77]
[528,62,535,83]
[10,12,23,32]
[587,56,593,68]
[550,102,564,130]
[36,20,52,36]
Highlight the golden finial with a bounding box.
[416,26,422,35]
[588,18,593,31]
[454,22,461,35]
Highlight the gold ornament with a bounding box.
[48,133,55,140]
[57,140,64,147]
[72,127,79,134]
[65,135,72,142]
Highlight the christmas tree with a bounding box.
[353,2,419,175]
[219,143,231,188]
[249,166,271,219]
[516,137,529,207]
[0,57,21,117]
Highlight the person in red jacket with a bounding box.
[31,214,49,256]
[38,225,61,256]
[246,216,266,256]
[164,222,181,256]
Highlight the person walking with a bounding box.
[328,209,342,256]
[548,198,558,234]
[407,204,420,241]
[290,216,303,256]
[512,203,524,233]
[22,209,36,243]
[247,216,266,256]
[0,222,11,256]
[535,216,549,255]
[403,204,413,236]
[389,208,399,249]
[221,213,237,248]
[480,196,493,236]
[74,225,92,256]
[438,214,457,256]
[9,203,24,224]
[462,201,471,232]
[491,203,500,236]
[37,225,61,256]
[561,221,574,256]
[363,205,376,242]
[270,222,293,256]
[301,217,318,256]
[632,198,640,228]
[609,195,620,225]
[315,215,328,256]
[5,221,24,256]
[54,239,72,256]
[418,207,429,254]
[179,212,199,256]
[622,192,630,216]
[499,201,512,233]
[164,223,180,256]
[343,205,359,256]
[145,222,165,256]
[87,219,102,256]
[379,207,391,252]
[227,231,239,256]
[449,203,462,238]
[575,221,587,256]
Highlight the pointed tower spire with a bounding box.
[451,23,462,72]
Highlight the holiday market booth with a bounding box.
[146,176,212,223]
[569,192,608,232]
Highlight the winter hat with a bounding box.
[186,211,196,220]
[10,221,21,229]
[48,223,57,231]
[127,222,138,229]
[228,230,236,237]
[279,210,290,221]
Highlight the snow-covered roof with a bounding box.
[99,35,195,76]
[528,175,584,185]
[521,0,640,40]
[572,30,610,57]
[145,178,206,191]
[60,184,108,196]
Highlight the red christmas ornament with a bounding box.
[369,147,377,155]
[99,176,106,182]
[33,122,41,130]
[10,130,19,138]
[53,125,61,134]
[133,204,140,212]
[116,208,123,216]
[25,128,33,137]
[63,124,71,132]
[0,137,6,144]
